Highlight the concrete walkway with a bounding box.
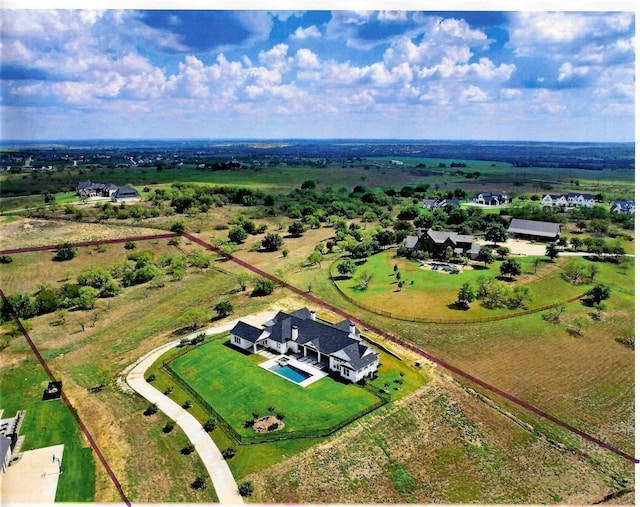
[125,311,275,504]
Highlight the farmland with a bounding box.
[0,140,635,504]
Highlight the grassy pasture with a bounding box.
[331,251,589,321]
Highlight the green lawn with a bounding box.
[333,251,594,321]
[0,361,95,502]
[169,336,383,435]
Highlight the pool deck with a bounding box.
[259,355,327,387]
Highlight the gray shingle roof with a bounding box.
[230,321,264,343]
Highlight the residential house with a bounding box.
[421,228,480,259]
[508,218,561,242]
[230,308,379,383]
[111,186,140,202]
[540,194,568,207]
[474,191,510,206]
[0,411,21,474]
[76,181,119,198]
[610,200,635,214]
[404,235,419,251]
[422,198,460,210]
[566,192,595,208]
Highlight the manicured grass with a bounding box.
[332,251,588,321]
[0,361,95,502]
[170,336,383,435]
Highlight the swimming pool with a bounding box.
[269,363,313,384]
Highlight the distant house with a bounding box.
[111,187,139,202]
[508,218,561,242]
[566,192,595,208]
[422,228,480,259]
[76,181,119,198]
[230,308,379,384]
[423,198,460,210]
[610,200,635,214]
[474,191,510,206]
[541,194,568,207]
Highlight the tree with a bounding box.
[456,282,476,309]
[124,241,136,250]
[586,264,599,284]
[203,419,216,432]
[545,242,560,262]
[509,286,531,309]
[496,246,510,260]
[54,243,78,261]
[214,300,234,318]
[261,233,284,252]
[169,220,185,233]
[374,230,396,249]
[235,273,250,291]
[228,226,248,244]
[484,223,507,245]
[586,284,611,305]
[355,270,373,290]
[180,308,209,331]
[570,237,583,251]
[563,261,585,284]
[307,250,323,268]
[499,259,522,280]
[288,221,306,237]
[477,246,495,267]
[336,258,356,277]
[77,286,99,310]
[252,278,275,296]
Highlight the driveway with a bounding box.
[125,311,276,504]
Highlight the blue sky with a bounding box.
[0,9,635,141]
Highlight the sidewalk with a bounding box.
[125,312,275,504]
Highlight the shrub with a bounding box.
[182,400,193,409]
[162,422,175,434]
[191,476,206,490]
[124,241,136,250]
[146,374,156,383]
[144,403,158,416]
[0,255,13,264]
[252,278,275,296]
[203,419,216,432]
[181,444,195,455]
[238,481,254,497]
[222,447,236,460]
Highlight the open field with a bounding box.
[0,144,635,504]
[246,375,628,505]
[331,250,596,321]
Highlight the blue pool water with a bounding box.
[269,363,312,384]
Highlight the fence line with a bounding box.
[161,342,390,445]
[328,258,588,325]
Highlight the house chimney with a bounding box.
[291,326,299,341]
[310,310,316,321]
[349,322,356,337]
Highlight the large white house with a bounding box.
[230,308,379,383]
[541,192,595,208]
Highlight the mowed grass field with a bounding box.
[332,251,594,321]
[170,337,381,434]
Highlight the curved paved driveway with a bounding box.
[126,312,274,504]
